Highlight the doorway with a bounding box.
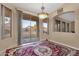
[21,19,39,44]
[17,12,39,45]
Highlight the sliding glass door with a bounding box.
[20,14,39,44]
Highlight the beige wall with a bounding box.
[42,4,79,50]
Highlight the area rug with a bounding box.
[5,40,79,56]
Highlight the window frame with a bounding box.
[1,5,12,39]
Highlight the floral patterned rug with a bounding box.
[5,40,79,56]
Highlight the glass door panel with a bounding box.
[30,20,38,42]
[21,19,31,44]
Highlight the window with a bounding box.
[67,23,69,32]
[55,20,61,32]
[71,21,75,33]
[54,11,75,33]
[1,5,12,39]
[62,22,66,32]
[43,18,49,34]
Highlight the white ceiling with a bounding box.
[10,3,63,14]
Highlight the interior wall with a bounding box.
[43,3,79,50]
